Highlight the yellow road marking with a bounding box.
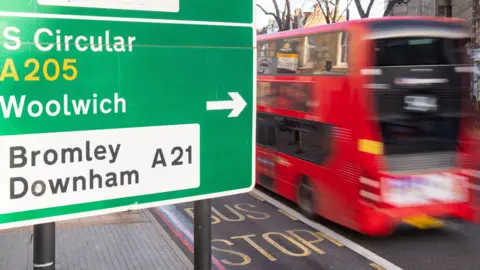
[287,229,326,255]
[263,232,312,257]
[249,192,265,201]
[251,189,402,270]
[370,263,386,270]
[278,209,298,220]
[316,231,344,247]
[231,234,277,261]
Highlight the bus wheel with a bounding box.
[297,176,316,219]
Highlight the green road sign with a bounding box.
[0,0,255,229]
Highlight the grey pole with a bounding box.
[193,199,212,270]
[33,222,55,270]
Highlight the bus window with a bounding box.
[257,31,349,75]
[257,41,278,75]
[257,82,314,112]
[257,114,277,146]
[299,32,348,75]
[275,117,333,165]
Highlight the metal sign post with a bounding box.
[194,199,212,270]
[33,222,55,270]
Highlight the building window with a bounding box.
[336,32,348,67]
[438,0,452,17]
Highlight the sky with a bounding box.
[255,0,386,29]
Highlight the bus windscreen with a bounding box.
[375,37,469,66]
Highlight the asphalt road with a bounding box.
[316,201,480,270]
[151,190,383,270]
[151,187,480,270]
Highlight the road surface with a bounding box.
[151,187,480,270]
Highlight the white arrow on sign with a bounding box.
[206,92,247,118]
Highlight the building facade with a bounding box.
[386,0,458,17]
[386,0,474,40]
[386,0,437,16]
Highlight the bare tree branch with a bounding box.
[322,0,332,23]
[353,0,368,18]
[316,0,331,24]
[354,0,411,18]
[316,0,352,24]
[256,4,277,18]
[256,3,283,31]
[332,0,340,22]
[337,0,354,21]
[271,0,283,30]
[256,0,293,32]
[272,0,281,21]
[285,0,292,31]
[383,0,412,17]
[365,0,375,16]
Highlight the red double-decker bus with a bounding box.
[256,16,480,236]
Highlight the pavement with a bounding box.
[0,210,192,270]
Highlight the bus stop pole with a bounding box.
[33,222,56,270]
[194,199,212,270]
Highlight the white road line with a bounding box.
[251,189,403,270]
